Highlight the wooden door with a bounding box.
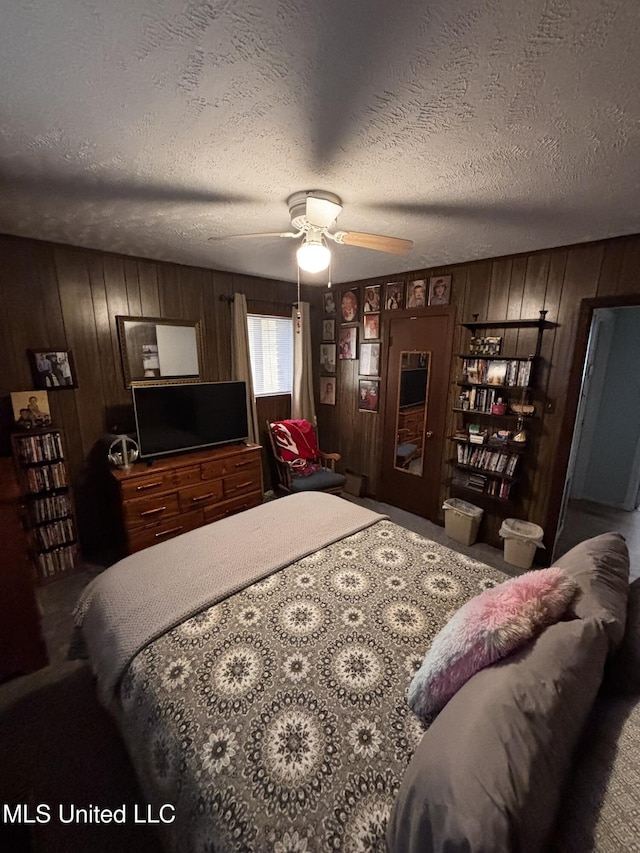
[379,309,454,519]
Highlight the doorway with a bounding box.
[551,298,640,568]
[379,310,454,519]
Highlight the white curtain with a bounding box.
[231,293,260,444]
[292,301,317,424]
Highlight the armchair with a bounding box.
[266,419,346,495]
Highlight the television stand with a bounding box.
[111,443,263,554]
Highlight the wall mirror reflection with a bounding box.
[395,351,430,475]
[116,316,204,388]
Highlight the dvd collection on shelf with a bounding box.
[11,429,79,584]
[36,545,78,579]
[461,358,532,387]
[452,470,513,499]
[13,431,63,464]
[24,461,67,494]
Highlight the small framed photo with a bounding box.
[28,350,77,389]
[341,289,359,323]
[359,342,380,376]
[363,285,381,314]
[320,344,336,375]
[322,318,335,341]
[323,290,337,316]
[363,313,380,340]
[11,389,52,430]
[358,379,379,413]
[339,326,358,360]
[320,376,336,406]
[406,279,427,308]
[385,281,404,310]
[428,275,451,306]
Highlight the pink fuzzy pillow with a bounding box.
[408,567,577,720]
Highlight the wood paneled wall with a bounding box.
[309,233,640,548]
[3,232,640,555]
[0,235,297,557]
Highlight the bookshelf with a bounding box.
[11,427,80,584]
[448,311,552,507]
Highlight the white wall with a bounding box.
[577,306,640,508]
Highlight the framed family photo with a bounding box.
[363,314,380,340]
[359,342,380,376]
[28,350,77,389]
[11,389,52,429]
[339,326,358,360]
[363,285,381,313]
[385,281,404,310]
[322,318,335,341]
[320,376,336,405]
[320,344,337,375]
[323,290,337,316]
[428,275,451,305]
[358,379,379,412]
[341,289,359,323]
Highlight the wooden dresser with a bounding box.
[111,443,263,554]
[397,404,426,453]
[0,457,48,681]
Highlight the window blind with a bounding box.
[247,314,293,396]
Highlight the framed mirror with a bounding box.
[116,316,204,388]
[395,351,430,476]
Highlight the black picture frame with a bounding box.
[28,349,77,389]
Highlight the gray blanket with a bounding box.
[75,492,386,702]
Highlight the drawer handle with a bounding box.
[233,459,255,468]
[140,506,167,517]
[136,481,163,491]
[227,481,253,492]
[191,492,216,503]
[155,526,183,539]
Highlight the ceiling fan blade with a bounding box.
[335,231,413,255]
[306,195,342,229]
[208,231,299,241]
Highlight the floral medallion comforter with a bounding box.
[116,520,507,852]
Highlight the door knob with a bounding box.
[425,430,434,439]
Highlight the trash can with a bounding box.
[499,518,545,569]
[442,498,484,546]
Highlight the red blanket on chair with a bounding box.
[270,420,320,476]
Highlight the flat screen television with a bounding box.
[132,381,249,459]
[400,368,428,408]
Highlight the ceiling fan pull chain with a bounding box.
[296,265,302,335]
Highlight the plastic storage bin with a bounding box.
[442,498,484,546]
[499,518,545,569]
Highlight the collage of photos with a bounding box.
[319,274,452,410]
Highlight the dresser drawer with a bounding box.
[123,492,180,529]
[201,450,261,481]
[128,508,204,553]
[178,479,224,513]
[223,467,261,499]
[203,491,262,524]
[174,465,202,487]
[120,469,176,501]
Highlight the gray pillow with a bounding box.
[553,532,629,651]
[606,577,640,694]
[387,617,609,853]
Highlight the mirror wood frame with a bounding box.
[116,315,205,388]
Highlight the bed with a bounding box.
[77,492,636,853]
[77,492,509,851]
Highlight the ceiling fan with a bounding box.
[208,190,413,273]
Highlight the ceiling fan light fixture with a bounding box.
[296,236,331,273]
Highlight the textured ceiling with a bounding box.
[1,0,639,284]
